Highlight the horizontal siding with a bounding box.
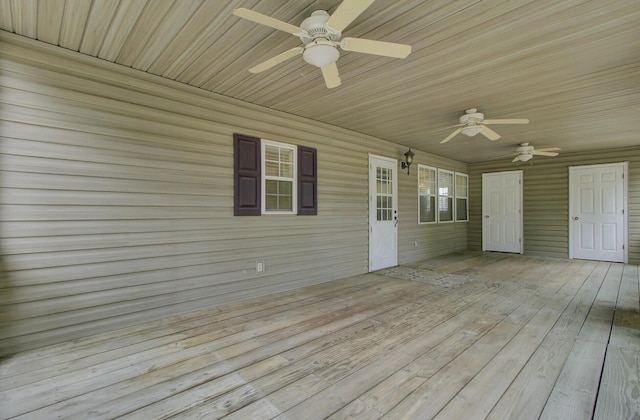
[0,33,467,355]
[468,147,640,264]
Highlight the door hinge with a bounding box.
[622,209,624,214]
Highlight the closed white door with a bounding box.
[369,155,398,271]
[570,163,626,262]
[482,171,523,253]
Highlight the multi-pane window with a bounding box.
[376,167,393,221]
[262,140,296,214]
[416,165,468,224]
[455,172,469,221]
[438,169,454,222]
[418,165,437,224]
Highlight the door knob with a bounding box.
[573,216,579,220]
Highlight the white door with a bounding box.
[570,163,626,262]
[482,171,523,253]
[369,155,398,271]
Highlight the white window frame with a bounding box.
[437,168,455,223]
[261,139,297,215]
[455,172,469,222]
[418,164,437,224]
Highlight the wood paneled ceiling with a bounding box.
[2,0,639,163]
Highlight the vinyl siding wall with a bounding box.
[468,147,640,264]
[0,33,466,355]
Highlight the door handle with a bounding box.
[394,216,398,227]
[573,216,579,220]
[484,215,490,218]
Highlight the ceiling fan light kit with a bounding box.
[232,0,412,88]
[461,126,481,137]
[517,154,533,162]
[303,42,340,67]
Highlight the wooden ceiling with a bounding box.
[2,0,639,163]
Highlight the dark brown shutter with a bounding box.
[234,134,261,216]
[298,146,317,215]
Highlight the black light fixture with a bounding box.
[401,148,415,174]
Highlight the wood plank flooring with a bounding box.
[1,252,639,419]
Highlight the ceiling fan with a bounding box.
[511,143,560,162]
[232,0,412,88]
[440,108,530,144]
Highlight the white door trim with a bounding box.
[568,162,628,263]
[368,154,398,271]
[482,170,523,254]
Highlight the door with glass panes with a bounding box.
[369,155,398,271]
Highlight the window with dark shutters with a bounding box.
[234,133,317,216]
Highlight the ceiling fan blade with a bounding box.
[321,62,341,88]
[535,147,561,152]
[440,128,463,144]
[480,125,501,141]
[233,8,307,36]
[249,47,304,73]
[483,118,530,125]
[340,37,412,58]
[532,151,559,157]
[326,0,376,33]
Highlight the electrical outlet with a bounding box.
[256,260,265,273]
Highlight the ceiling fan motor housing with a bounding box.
[516,143,534,154]
[459,109,484,125]
[299,11,341,43]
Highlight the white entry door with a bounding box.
[570,163,626,262]
[369,155,398,271]
[482,171,523,253]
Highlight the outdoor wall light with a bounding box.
[401,148,415,174]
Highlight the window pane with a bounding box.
[280,162,293,177]
[280,148,293,163]
[279,194,292,211]
[438,171,454,196]
[279,181,292,194]
[456,174,468,197]
[265,146,279,161]
[265,194,278,210]
[419,196,436,223]
[419,169,435,195]
[265,160,279,176]
[266,180,278,194]
[456,198,468,221]
[439,197,453,221]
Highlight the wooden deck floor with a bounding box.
[1,252,639,419]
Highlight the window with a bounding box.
[233,134,317,216]
[262,140,296,214]
[376,166,394,221]
[455,172,468,221]
[438,169,454,222]
[417,165,468,224]
[418,165,437,224]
